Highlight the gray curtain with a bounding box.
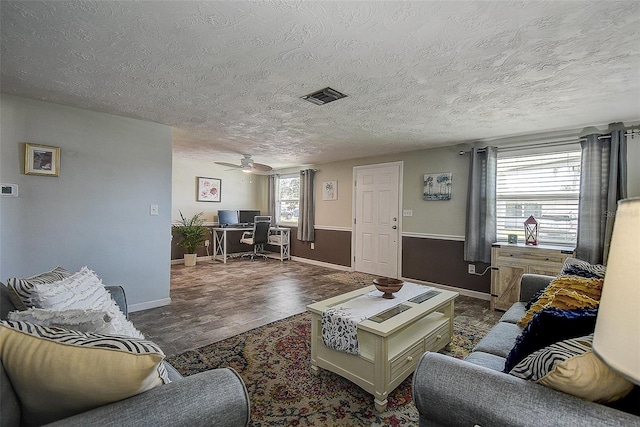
[267,174,277,226]
[576,131,627,264]
[464,146,497,263]
[297,169,315,242]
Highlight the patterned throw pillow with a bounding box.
[560,257,606,279]
[503,307,598,373]
[517,276,603,327]
[509,334,633,403]
[0,321,170,426]
[8,308,117,335]
[23,267,144,339]
[6,266,71,310]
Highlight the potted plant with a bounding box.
[172,211,208,266]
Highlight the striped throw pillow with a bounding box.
[509,334,633,403]
[6,266,71,309]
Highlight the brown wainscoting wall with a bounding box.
[286,227,352,267]
[402,236,490,294]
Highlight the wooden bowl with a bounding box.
[373,278,404,299]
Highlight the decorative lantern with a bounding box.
[524,216,538,246]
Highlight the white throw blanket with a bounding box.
[321,283,432,355]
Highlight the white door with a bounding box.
[353,163,401,278]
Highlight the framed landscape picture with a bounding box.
[24,143,60,176]
[197,177,221,202]
[423,172,452,201]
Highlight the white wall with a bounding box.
[171,156,267,223]
[0,95,173,309]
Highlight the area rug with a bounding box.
[322,271,378,287]
[167,312,493,427]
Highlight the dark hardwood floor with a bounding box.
[130,259,501,357]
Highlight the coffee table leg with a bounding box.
[310,364,320,376]
[374,397,388,412]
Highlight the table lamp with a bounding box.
[592,197,640,384]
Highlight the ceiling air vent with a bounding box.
[301,87,347,105]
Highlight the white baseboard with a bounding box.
[400,276,491,301]
[170,255,212,265]
[290,256,352,272]
[128,297,171,313]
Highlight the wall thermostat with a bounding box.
[1,184,18,197]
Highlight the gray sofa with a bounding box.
[0,283,250,427]
[412,274,640,427]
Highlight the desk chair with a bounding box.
[240,216,271,261]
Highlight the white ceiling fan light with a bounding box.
[215,154,273,175]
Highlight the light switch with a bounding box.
[150,204,159,216]
[403,209,413,217]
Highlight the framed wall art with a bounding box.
[423,172,452,201]
[197,177,221,202]
[24,143,60,177]
[323,181,337,201]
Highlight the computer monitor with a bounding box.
[238,210,261,225]
[217,210,239,226]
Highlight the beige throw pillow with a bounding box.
[0,321,170,427]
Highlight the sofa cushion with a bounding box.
[509,334,633,403]
[6,266,71,309]
[23,267,143,339]
[517,275,602,327]
[464,351,506,372]
[499,302,527,324]
[504,306,598,372]
[472,322,522,358]
[7,308,117,335]
[0,320,170,427]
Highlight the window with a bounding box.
[496,149,581,246]
[276,174,299,224]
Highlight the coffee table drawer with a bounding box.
[424,321,450,351]
[390,340,424,381]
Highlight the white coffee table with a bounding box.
[307,284,458,411]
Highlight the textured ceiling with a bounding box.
[2,1,639,169]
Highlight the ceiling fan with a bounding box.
[215,154,273,175]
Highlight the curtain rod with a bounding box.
[459,129,639,155]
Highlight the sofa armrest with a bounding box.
[105,286,127,318]
[519,274,554,302]
[47,368,250,427]
[412,352,638,427]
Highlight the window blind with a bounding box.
[496,150,581,246]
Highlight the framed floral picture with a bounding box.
[24,143,60,176]
[197,177,221,202]
[323,181,337,200]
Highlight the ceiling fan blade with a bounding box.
[214,162,242,169]
[249,162,272,172]
[249,169,272,175]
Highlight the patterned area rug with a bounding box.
[167,311,494,426]
[322,271,378,287]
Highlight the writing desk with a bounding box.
[212,226,290,263]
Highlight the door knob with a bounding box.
[393,217,397,221]
[392,225,397,229]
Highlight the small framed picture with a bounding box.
[24,143,60,176]
[197,177,221,202]
[323,181,338,201]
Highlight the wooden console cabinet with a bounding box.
[490,243,574,311]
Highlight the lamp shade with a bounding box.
[592,198,640,384]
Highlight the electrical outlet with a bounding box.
[204,240,210,247]
[311,242,315,250]
[468,264,476,274]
